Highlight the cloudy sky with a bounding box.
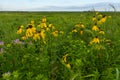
[0,0,120,11]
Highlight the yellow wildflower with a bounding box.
[80,30,83,35]
[21,36,27,40]
[96,11,99,15]
[52,30,58,37]
[98,14,102,18]
[30,20,34,24]
[41,17,46,23]
[101,15,107,23]
[81,24,85,28]
[39,30,46,44]
[108,16,111,18]
[66,63,71,69]
[25,25,36,37]
[92,16,96,21]
[92,25,99,31]
[75,23,85,28]
[97,19,102,25]
[48,24,53,28]
[46,27,50,31]
[106,39,111,45]
[90,36,100,44]
[72,28,77,32]
[17,25,24,34]
[26,28,33,37]
[60,31,64,34]
[33,33,40,41]
[51,26,55,30]
[31,27,36,33]
[62,54,68,63]
[20,25,24,28]
[99,30,105,35]
[40,23,47,28]
[17,28,23,34]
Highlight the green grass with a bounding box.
[0,11,120,80]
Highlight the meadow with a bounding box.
[0,11,120,80]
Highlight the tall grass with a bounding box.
[0,12,120,80]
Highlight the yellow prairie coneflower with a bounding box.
[99,30,105,35]
[80,30,83,35]
[39,30,46,44]
[72,28,77,32]
[92,16,96,21]
[101,15,107,23]
[97,19,102,25]
[40,23,47,28]
[108,16,112,18]
[52,30,58,37]
[41,16,46,23]
[17,25,24,34]
[30,20,34,25]
[92,24,99,31]
[21,36,27,40]
[90,36,100,44]
[66,63,71,69]
[33,33,40,41]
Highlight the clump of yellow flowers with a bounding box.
[16,17,46,43]
[17,17,64,44]
[89,11,112,51]
[72,22,85,35]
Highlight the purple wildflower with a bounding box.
[12,39,24,44]
[12,39,20,43]
[0,41,4,45]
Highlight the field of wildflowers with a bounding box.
[0,12,120,80]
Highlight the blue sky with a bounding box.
[0,0,120,11]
